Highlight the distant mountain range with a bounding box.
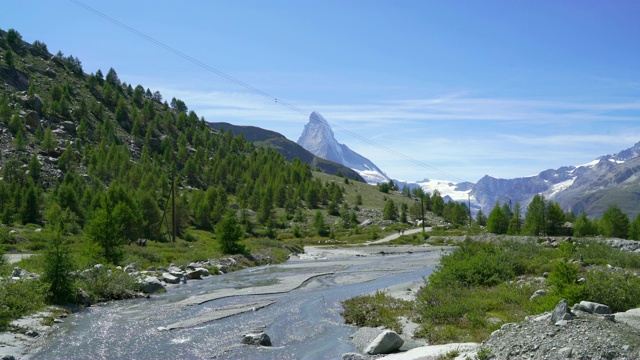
[471,141,640,219]
[296,112,389,184]
[292,112,640,219]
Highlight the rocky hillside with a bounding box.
[480,300,640,359]
[0,27,352,244]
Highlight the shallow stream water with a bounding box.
[29,246,444,360]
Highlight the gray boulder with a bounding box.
[242,332,272,346]
[186,269,203,280]
[364,330,404,355]
[530,289,547,300]
[60,121,75,133]
[25,111,39,128]
[139,276,166,293]
[195,267,210,277]
[551,299,575,324]
[76,288,92,306]
[161,272,180,285]
[11,267,23,278]
[577,301,612,315]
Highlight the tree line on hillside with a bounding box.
[479,194,640,239]
[379,180,471,227]
[377,178,640,240]
[0,28,347,265]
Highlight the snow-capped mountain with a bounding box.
[471,141,640,219]
[297,111,389,184]
[296,110,639,219]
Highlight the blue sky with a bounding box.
[4,1,640,182]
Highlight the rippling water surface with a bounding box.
[30,248,442,360]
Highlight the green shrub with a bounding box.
[428,239,519,288]
[0,279,48,329]
[580,269,640,312]
[547,260,579,293]
[341,290,412,333]
[76,265,140,301]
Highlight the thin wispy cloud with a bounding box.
[146,84,639,181]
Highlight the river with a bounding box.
[29,243,446,360]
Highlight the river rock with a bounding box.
[186,269,203,280]
[364,330,404,355]
[161,272,180,285]
[139,276,166,293]
[195,267,210,277]
[242,332,272,346]
[215,264,229,274]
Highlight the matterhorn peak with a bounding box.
[297,112,389,184]
[309,111,329,124]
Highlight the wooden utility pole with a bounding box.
[172,170,176,242]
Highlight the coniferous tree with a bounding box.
[3,49,14,68]
[6,29,23,49]
[216,211,244,254]
[400,202,408,223]
[600,205,629,239]
[523,194,546,236]
[28,154,41,184]
[487,202,508,234]
[105,67,120,86]
[0,92,11,124]
[507,202,523,235]
[86,192,127,263]
[383,199,398,221]
[475,209,487,227]
[431,190,444,216]
[42,125,56,153]
[313,210,328,236]
[20,180,41,225]
[327,200,340,216]
[546,202,566,236]
[42,226,76,304]
[573,212,595,237]
[629,214,640,240]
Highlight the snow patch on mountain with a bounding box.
[417,179,472,202]
[545,177,576,199]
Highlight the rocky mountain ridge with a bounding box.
[471,141,640,219]
[297,111,389,184]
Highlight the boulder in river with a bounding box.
[186,269,203,280]
[242,332,272,346]
[139,276,166,293]
[162,272,180,285]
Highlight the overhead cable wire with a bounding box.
[70,0,515,203]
